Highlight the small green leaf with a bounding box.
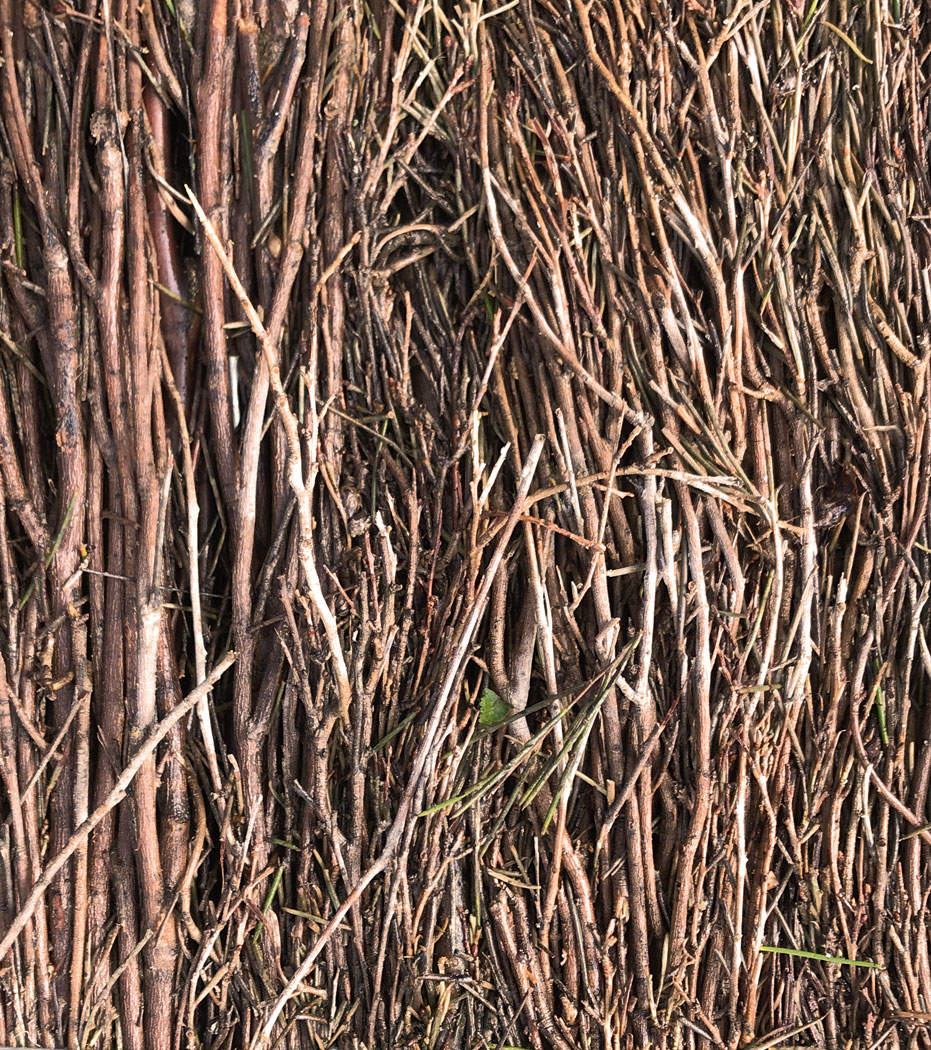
[479,687,511,726]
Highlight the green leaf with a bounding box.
[479,687,511,726]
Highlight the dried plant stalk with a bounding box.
[0,2,929,1049]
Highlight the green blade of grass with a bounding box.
[759,945,880,968]
[252,864,285,945]
[419,702,574,818]
[524,638,640,831]
[18,492,79,611]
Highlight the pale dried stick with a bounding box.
[0,651,236,964]
[187,186,354,725]
[158,339,222,795]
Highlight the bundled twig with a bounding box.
[0,1,929,1049]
